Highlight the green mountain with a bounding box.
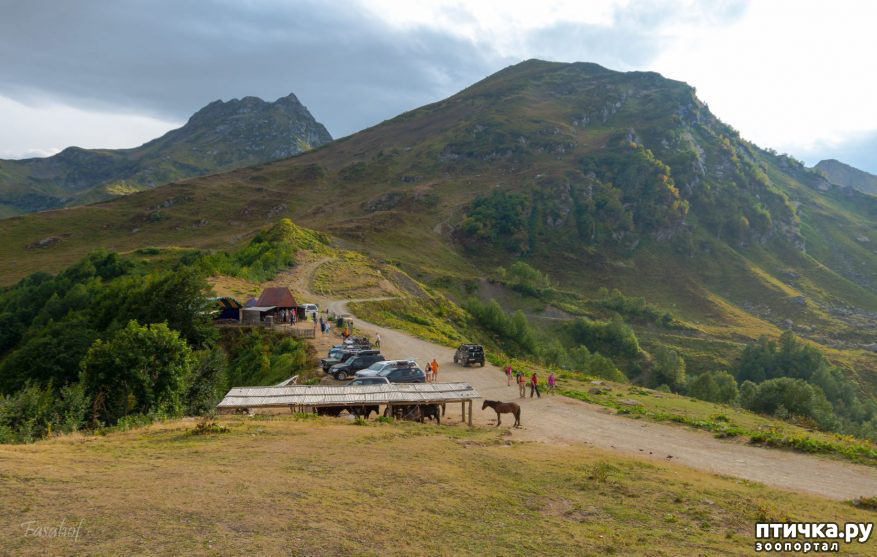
[815,158,877,195]
[4,60,877,363]
[0,93,331,216]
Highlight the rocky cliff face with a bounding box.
[0,93,332,216]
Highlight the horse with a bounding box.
[348,404,380,419]
[419,404,441,424]
[482,400,521,428]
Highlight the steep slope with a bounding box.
[815,158,877,195]
[0,93,331,216]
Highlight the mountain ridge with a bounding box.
[0,93,332,217]
[815,158,877,195]
[3,60,877,334]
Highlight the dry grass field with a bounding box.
[1,416,874,556]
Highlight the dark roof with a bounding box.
[214,297,242,310]
[256,287,297,308]
[244,298,258,307]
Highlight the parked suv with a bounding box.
[377,365,426,384]
[355,359,418,378]
[453,344,485,367]
[321,347,374,372]
[330,352,386,380]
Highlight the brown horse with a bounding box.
[482,400,521,428]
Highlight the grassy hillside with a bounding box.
[0,93,331,215]
[3,59,877,430]
[3,415,875,556]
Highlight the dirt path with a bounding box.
[293,263,877,501]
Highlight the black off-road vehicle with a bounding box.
[453,344,485,367]
[329,352,386,381]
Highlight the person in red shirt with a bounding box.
[530,373,540,398]
[505,365,512,386]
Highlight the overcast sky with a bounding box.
[2,0,876,173]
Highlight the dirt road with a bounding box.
[282,258,877,501]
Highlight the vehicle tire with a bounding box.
[480,361,485,367]
[335,371,348,381]
[453,356,458,365]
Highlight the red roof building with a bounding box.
[255,287,297,308]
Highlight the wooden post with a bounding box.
[468,400,473,426]
[461,401,466,424]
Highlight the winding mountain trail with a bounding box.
[289,258,877,501]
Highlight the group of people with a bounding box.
[505,366,555,398]
[318,315,331,336]
[424,358,439,382]
[276,308,298,324]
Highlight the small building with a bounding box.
[243,286,298,324]
[212,297,242,321]
[240,306,277,325]
[256,287,297,311]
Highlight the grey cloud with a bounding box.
[0,0,505,137]
[526,0,749,70]
[0,0,749,139]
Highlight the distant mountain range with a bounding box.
[0,93,331,217]
[815,158,877,195]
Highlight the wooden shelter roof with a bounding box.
[217,382,480,409]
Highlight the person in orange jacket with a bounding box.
[431,358,439,382]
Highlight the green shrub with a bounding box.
[568,316,640,359]
[185,348,230,416]
[463,298,538,355]
[0,383,88,443]
[689,371,739,404]
[648,347,686,390]
[80,320,193,426]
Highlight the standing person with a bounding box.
[375,333,381,349]
[431,359,439,383]
[548,372,556,395]
[530,373,540,398]
[505,365,512,386]
[425,362,432,383]
[516,372,526,398]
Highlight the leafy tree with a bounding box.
[503,261,551,296]
[460,190,529,252]
[689,371,738,404]
[568,345,627,383]
[122,268,216,347]
[0,383,88,443]
[568,316,640,359]
[184,348,229,415]
[738,380,758,408]
[0,314,99,393]
[80,321,193,425]
[741,377,836,429]
[463,298,539,355]
[649,347,686,390]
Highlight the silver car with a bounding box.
[355,359,418,378]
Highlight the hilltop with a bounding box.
[816,158,877,196]
[0,93,331,217]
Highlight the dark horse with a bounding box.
[482,400,521,428]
